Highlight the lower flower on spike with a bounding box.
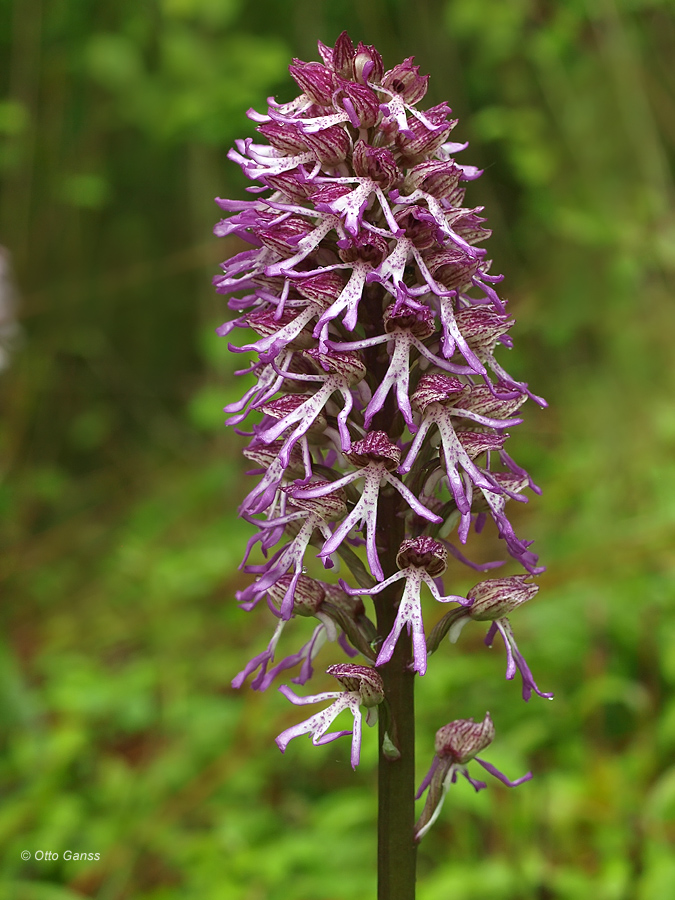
[340,537,468,675]
[426,576,553,701]
[275,664,384,769]
[414,713,532,840]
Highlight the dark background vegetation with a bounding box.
[2,0,675,897]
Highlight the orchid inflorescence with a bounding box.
[216,31,549,839]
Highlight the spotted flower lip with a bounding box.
[340,538,467,675]
[294,435,442,582]
[275,664,384,768]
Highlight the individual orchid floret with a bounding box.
[454,306,547,406]
[309,141,403,236]
[294,432,442,581]
[328,301,473,431]
[258,349,366,459]
[341,536,468,675]
[233,576,374,691]
[237,484,348,620]
[401,376,509,519]
[414,713,532,840]
[378,58,445,140]
[276,663,384,769]
[232,575,327,690]
[240,440,305,516]
[428,576,553,701]
[463,470,543,574]
[310,231,391,344]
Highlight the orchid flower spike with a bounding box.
[217,31,547,791]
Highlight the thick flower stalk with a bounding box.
[215,31,547,897]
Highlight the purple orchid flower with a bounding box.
[276,664,384,769]
[415,713,532,840]
[340,537,467,675]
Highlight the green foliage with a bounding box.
[1,0,674,897]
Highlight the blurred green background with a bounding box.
[2,0,675,897]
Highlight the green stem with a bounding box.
[366,282,417,899]
[376,617,417,899]
[373,486,417,900]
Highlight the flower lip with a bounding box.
[396,536,448,576]
[434,713,495,764]
[467,575,539,620]
[344,431,401,470]
[326,663,384,706]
